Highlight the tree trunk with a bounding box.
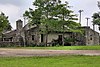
[45,25,48,47]
[93,24,95,45]
[62,25,64,46]
[36,25,40,46]
[62,10,65,46]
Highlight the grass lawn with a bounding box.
[9,45,100,50]
[0,55,100,67]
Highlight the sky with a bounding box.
[0,0,100,32]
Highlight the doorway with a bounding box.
[58,35,63,45]
[41,34,44,42]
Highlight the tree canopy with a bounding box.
[0,12,12,33]
[92,12,100,25]
[23,0,82,46]
[92,12,100,30]
[24,0,81,33]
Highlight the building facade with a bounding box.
[0,19,99,47]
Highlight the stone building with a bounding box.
[0,19,99,47]
[0,20,24,46]
[74,26,100,46]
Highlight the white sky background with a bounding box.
[0,0,33,29]
[67,0,100,32]
[0,0,100,32]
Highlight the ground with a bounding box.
[0,48,100,57]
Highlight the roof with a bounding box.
[3,30,17,37]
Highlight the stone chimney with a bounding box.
[16,19,23,30]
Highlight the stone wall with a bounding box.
[82,27,99,45]
[0,42,22,47]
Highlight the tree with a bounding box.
[0,12,12,41]
[24,0,57,46]
[24,0,81,46]
[0,12,11,33]
[5,23,12,31]
[23,1,43,46]
[92,12,100,30]
[47,1,80,45]
[41,0,81,46]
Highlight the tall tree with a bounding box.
[41,0,80,46]
[0,12,11,33]
[23,1,43,46]
[24,0,81,46]
[47,1,80,45]
[0,12,12,41]
[24,0,57,46]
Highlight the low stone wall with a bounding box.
[0,42,22,47]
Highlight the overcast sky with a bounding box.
[0,0,100,32]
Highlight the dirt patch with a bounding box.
[0,48,100,57]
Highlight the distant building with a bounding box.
[0,19,99,47]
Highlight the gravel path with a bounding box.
[0,48,100,57]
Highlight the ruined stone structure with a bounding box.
[74,26,100,46]
[0,19,99,47]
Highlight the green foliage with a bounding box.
[64,38,75,43]
[92,12,100,25]
[23,0,82,46]
[24,0,81,33]
[4,23,12,31]
[0,12,11,32]
[24,8,42,25]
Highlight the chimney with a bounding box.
[16,19,23,30]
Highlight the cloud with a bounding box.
[0,4,20,16]
[0,0,24,6]
[0,4,20,29]
[67,0,99,27]
[0,0,33,29]
[0,0,99,32]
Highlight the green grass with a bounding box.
[0,55,100,67]
[9,45,100,50]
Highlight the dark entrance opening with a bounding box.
[32,35,35,40]
[41,34,44,42]
[58,35,63,45]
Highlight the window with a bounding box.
[90,35,92,40]
[32,35,35,40]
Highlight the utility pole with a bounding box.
[78,10,83,25]
[85,17,90,27]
